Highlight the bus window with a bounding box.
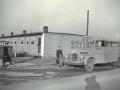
[81,42,84,48]
[108,42,112,47]
[111,42,114,47]
[101,41,104,46]
[112,42,118,47]
[76,41,84,48]
[86,42,94,48]
[71,41,84,49]
[104,41,112,47]
[95,41,104,47]
[114,42,118,47]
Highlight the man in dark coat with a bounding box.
[56,46,63,66]
[2,43,12,67]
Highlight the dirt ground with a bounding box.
[0,56,118,89]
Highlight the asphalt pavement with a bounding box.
[0,57,120,90]
[1,68,120,90]
[0,57,63,70]
[0,57,68,78]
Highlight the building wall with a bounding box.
[0,35,43,56]
[43,33,82,57]
[0,33,83,57]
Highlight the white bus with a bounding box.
[65,36,120,72]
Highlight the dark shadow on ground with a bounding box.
[85,75,101,90]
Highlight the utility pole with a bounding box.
[86,10,89,36]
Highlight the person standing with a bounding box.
[2,43,12,68]
[56,46,63,66]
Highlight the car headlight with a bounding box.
[80,56,84,59]
[66,55,69,59]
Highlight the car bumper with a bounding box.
[64,61,85,66]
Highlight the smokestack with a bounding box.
[23,30,27,34]
[1,34,4,37]
[43,26,48,33]
[11,32,14,35]
[86,10,89,36]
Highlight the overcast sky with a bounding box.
[0,0,120,38]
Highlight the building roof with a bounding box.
[0,32,43,39]
[47,32,85,36]
[0,31,85,39]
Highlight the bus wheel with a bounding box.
[85,58,94,72]
[67,65,75,70]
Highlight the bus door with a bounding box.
[94,41,105,63]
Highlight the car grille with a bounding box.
[72,53,78,61]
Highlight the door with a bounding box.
[38,37,41,53]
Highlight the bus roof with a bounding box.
[82,36,120,42]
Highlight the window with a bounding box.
[31,41,34,44]
[26,37,30,45]
[81,42,84,48]
[14,42,17,44]
[71,41,84,49]
[76,41,84,48]
[21,41,23,44]
[95,41,104,47]
[104,41,112,47]
[27,41,29,44]
[86,42,94,48]
[14,38,17,45]
[104,41,119,47]
[112,42,118,47]
[31,37,35,45]
[20,38,24,45]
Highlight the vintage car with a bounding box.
[64,49,95,72]
[64,36,120,72]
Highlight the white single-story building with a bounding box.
[0,26,84,57]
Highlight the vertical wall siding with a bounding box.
[44,33,82,57]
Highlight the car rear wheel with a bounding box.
[85,58,94,72]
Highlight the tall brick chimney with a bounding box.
[11,32,14,35]
[23,30,27,34]
[43,26,48,33]
[1,34,4,37]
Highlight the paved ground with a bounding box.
[0,57,64,69]
[0,56,117,80]
[0,57,120,90]
[0,57,119,90]
[0,57,69,78]
[0,67,120,90]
